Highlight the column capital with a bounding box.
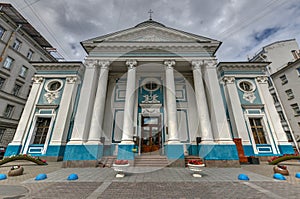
[203,59,217,68]
[256,76,268,84]
[191,60,202,70]
[32,76,44,84]
[84,59,98,68]
[66,76,78,84]
[98,60,110,70]
[223,76,235,84]
[126,60,137,69]
[164,60,175,69]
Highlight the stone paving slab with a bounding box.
[22,167,274,183]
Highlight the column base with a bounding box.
[117,143,135,160]
[63,143,103,161]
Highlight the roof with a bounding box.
[0,3,53,48]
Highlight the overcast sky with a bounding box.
[2,0,300,61]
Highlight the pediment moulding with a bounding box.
[31,62,84,73]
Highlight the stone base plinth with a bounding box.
[62,160,99,168]
[204,160,240,168]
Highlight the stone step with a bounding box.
[134,155,169,167]
[99,156,116,168]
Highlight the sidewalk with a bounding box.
[0,161,299,198]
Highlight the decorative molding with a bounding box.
[256,76,268,84]
[36,104,59,109]
[66,76,78,84]
[223,76,235,84]
[243,92,256,104]
[32,76,44,84]
[242,104,264,109]
[141,94,160,103]
[140,103,162,115]
[164,60,175,69]
[44,91,60,104]
[125,60,137,69]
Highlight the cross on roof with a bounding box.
[148,9,153,20]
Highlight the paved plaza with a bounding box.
[0,161,299,198]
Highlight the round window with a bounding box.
[45,79,63,92]
[238,80,255,92]
[144,82,158,91]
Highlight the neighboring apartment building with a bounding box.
[0,3,57,147]
[250,39,300,149]
[271,57,300,147]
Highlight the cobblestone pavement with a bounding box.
[0,161,299,198]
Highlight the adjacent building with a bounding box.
[5,19,294,167]
[250,39,300,149]
[0,3,57,147]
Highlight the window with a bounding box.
[45,80,63,92]
[3,104,14,118]
[279,75,288,85]
[285,89,294,100]
[12,39,21,51]
[271,93,279,103]
[27,49,34,60]
[278,111,286,121]
[19,66,28,78]
[3,56,14,69]
[0,128,5,142]
[285,131,293,142]
[249,118,267,144]
[291,103,300,115]
[0,25,5,39]
[297,67,300,76]
[33,117,51,144]
[0,77,5,89]
[237,80,256,92]
[12,84,21,96]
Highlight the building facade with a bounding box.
[250,39,300,149]
[0,4,57,147]
[5,19,294,166]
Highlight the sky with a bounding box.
[2,0,300,62]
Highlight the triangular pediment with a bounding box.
[81,20,221,53]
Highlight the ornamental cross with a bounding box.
[148,9,153,20]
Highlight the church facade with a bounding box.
[5,20,294,166]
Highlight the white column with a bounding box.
[69,60,99,143]
[164,60,180,143]
[223,76,250,144]
[191,61,214,143]
[256,76,289,144]
[88,61,110,143]
[203,60,233,143]
[11,76,44,145]
[121,60,137,144]
[50,76,79,144]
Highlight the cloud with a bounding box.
[4,0,300,62]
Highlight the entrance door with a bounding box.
[141,116,162,154]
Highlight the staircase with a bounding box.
[134,155,169,167]
[99,156,116,168]
[185,155,202,167]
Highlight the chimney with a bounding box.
[291,50,300,60]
